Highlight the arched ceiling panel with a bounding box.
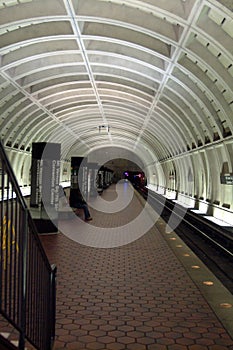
[0,0,232,163]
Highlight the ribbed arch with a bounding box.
[179,54,233,132]
[157,103,195,149]
[169,70,224,136]
[147,118,183,157]
[17,114,46,149]
[160,93,206,145]
[0,0,232,210]
[3,105,40,143]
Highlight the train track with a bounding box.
[137,186,233,294]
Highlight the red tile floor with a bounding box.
[40,183,233,350]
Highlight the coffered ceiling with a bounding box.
[0,0,232,163]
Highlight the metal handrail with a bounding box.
[0,140,56,350]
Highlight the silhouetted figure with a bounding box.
[70,188,92,221]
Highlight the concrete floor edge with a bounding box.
[138,192,233,340]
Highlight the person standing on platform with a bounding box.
[70,188,93,221]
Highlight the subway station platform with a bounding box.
[40,182,233,350]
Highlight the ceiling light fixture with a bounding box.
[99,125,110,133]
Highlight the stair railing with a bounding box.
[0,140,56,350]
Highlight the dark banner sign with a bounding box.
[30,142,61,208]
[220,174,233,185]
[70,157,88,204]
[30,142,61,233]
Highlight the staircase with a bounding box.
[0,140,57,350]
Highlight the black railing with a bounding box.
[0,140,56,350]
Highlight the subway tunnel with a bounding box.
[0,0,233,349]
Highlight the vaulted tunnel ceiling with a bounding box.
[0,0,232,164]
